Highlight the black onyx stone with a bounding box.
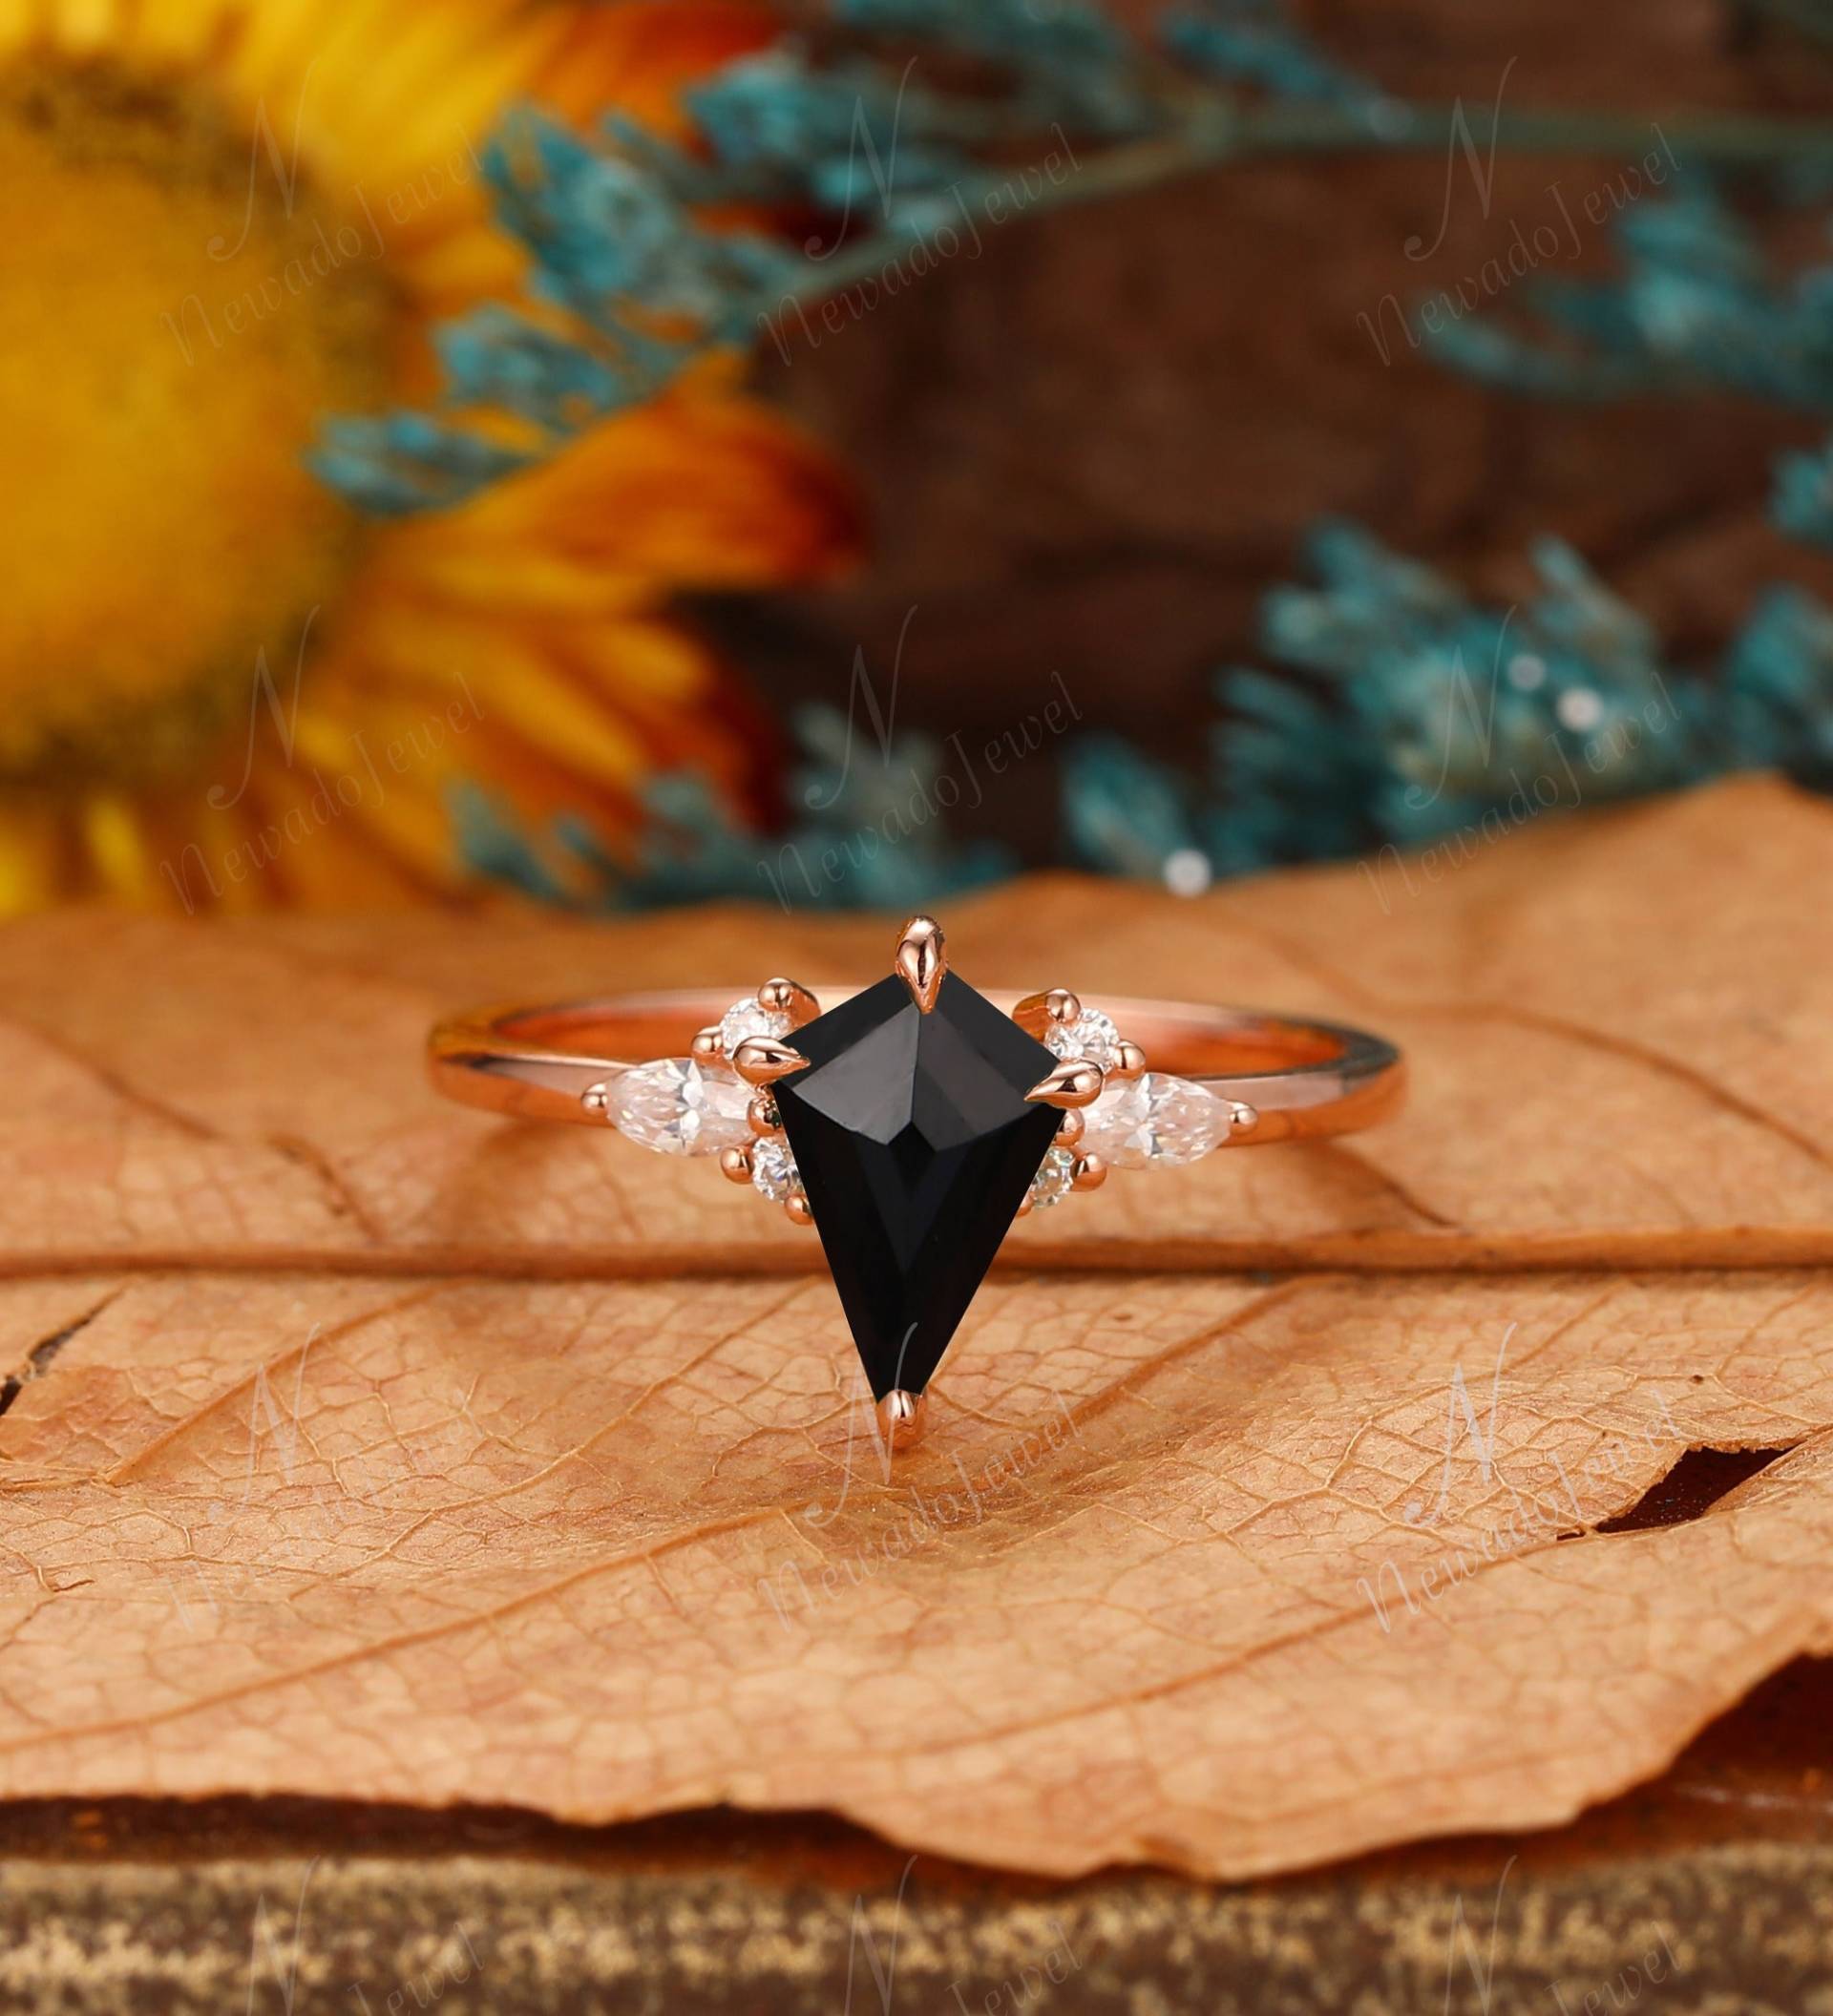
[773,972,1062,1400]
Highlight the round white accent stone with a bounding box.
[718,994,793,1056]
[1027,1145,1078,1210]
[1045,1007,1122,1071]
[604,1059,751,1156]
[1084,1072,1224,1168]
[749,1135,801,1203]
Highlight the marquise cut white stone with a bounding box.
[1084,1072,1224,1168]
[605,1058,751,1155]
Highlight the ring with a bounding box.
[428,915,1404,1449]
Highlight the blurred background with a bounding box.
[4,0,1831,919]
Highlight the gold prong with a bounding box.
[875,1389,926,1451]
[1111,1039,1147,1080]
[1054,1106,1085,1147]
[1012,987,1081,1037]
[580,1082,612,1120]
[1070,1153,1107,1192]
[690,1025,723,1060]
[747,1092,782,1137]
[1015,1196,1034,1217]
[757,976,820,1027]
[718,1144,754,1186]
[730,1036,808,1086]
[894,914,946,1013]
[1228,1101,1259,1139]
[783,1193,814,1228]
[1024,1059,1105,1108]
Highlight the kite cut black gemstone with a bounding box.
[773,972,1063,1400]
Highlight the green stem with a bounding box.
[771,96,1833,317]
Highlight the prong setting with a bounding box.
[895,914,947,1013]
[1012,987,1081,1038]
[875,1389,926,1451]
[697,923,1186,1368]
[731,1036,808,1086]
[757,976,820,1027]
[580,1081,612,1120]
[1025,1059,1106,1108]
[1013,989,1148,1208]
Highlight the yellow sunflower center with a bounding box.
[0,57,395,788]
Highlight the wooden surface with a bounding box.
[0,777,1829,1916]
[0,1657,1828,2010]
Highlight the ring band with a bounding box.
[430,995,1402,1143]
[428,916,1404,1447]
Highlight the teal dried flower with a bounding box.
[463,704,1014,911]
[1069,523,1732,884]
[1061,736,1206,885]
[1774,431,1833,547]
[1162,1,1385,113]
[688,51,974,220]
[1725,587,1833,788]
[835,0,1152,135]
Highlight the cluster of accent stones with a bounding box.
[598,988,812,1220]
[1019,994,1135,1214]
[1022,997,1249,1209]
[592,930,1262,1420]
[600,978,1244,1230]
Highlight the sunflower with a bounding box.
[0,0,856,912]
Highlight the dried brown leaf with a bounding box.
[0,776,1827,1878]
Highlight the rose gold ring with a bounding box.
[428,915,1403,1450]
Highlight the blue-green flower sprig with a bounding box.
[1428,183,1833,410]
[1775,430,1833,546]
[835,0,1157,137]
[1726,586,1833,788]
[312,0,1833,520]
[306,1,1386,514]
[1162,0,1390,115]
[1065,521,1833,886]
[687,50,980,220]
[1425,180,1833,561]
[460,702,1014,912]
[461,515,1833,908]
